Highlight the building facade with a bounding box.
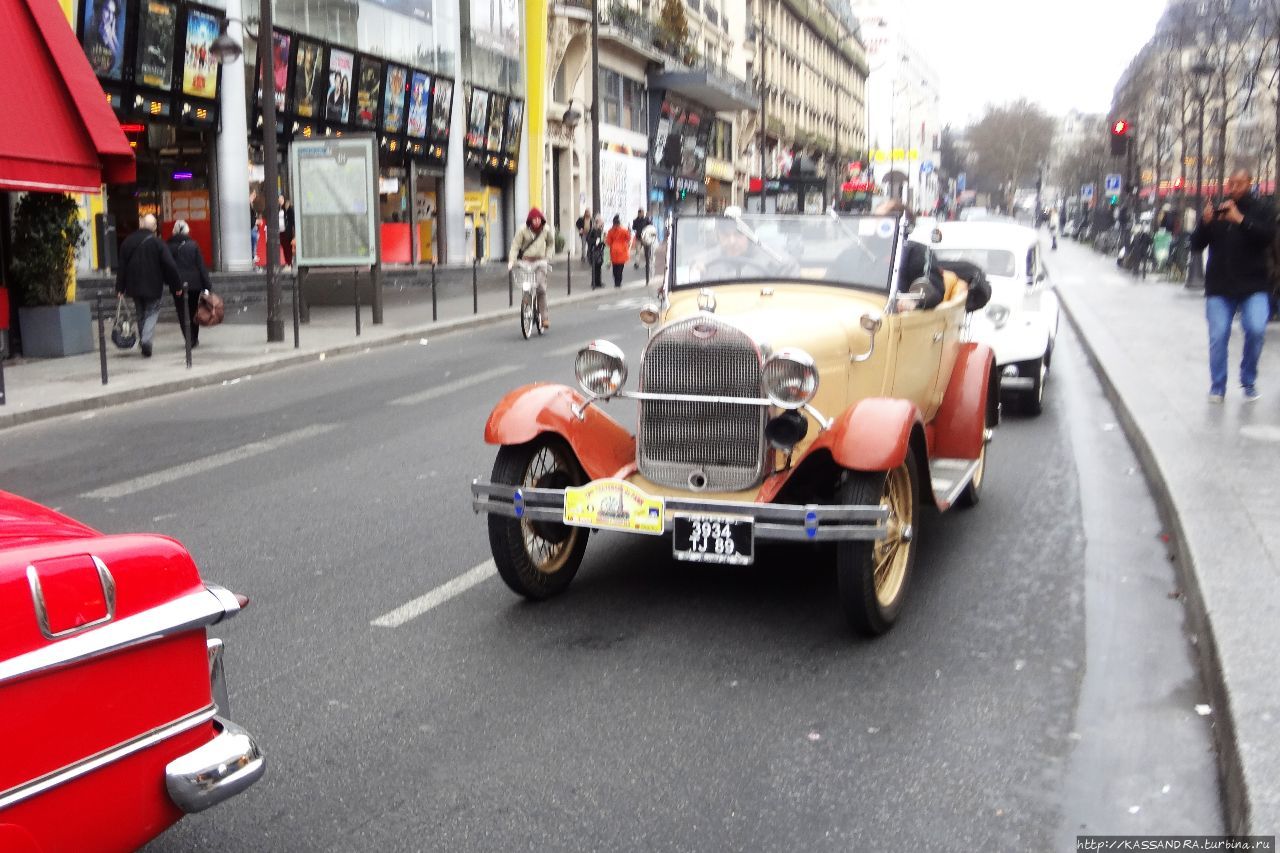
[849,0,940,213]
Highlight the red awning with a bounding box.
[0,0,134,193]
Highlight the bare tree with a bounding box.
[964,99,1057,208]
[1201,3,1265,193]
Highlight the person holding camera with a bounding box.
[1190,169,1275,403]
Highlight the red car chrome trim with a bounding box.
[0,704,216,811]
[26,555,117,640]
[0,586,241,688]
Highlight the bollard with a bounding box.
[96,296,108,386]
[431,262,438,322]
[354,269,362,336]
[0,347,5,405]
[645,254,651,288]
[508,267,513,307]
[180,288,192,369]
[472,260,478,315]
[566,254,572,296]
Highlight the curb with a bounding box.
[1056,287,1247,834]
[0,280,655,432]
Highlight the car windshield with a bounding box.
[672,214,900,291]
[933,248,1017,278]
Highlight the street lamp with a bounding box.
[212,9,285,342]
[1185,54,1214,289]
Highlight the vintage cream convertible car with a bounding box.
[472,212,997,635]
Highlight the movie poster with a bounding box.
[383,65,408,134]
[466,88,489,149]
[485,93,506,152]
[355,57,382,128]
[181,8,219,98]
[430,77,453,140]
[136,0,176,90]
[504,98,523,157]
[293,40,323,119]
[326,49,353,124]
[82,0,128,80]
[406,71,430,138]
[257,30,291,112]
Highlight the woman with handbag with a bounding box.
[167,220,211,348]
[587,215,605,289]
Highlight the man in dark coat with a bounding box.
[1190,169,1275,402]
[116,214,181,357]
[167,219,211,348]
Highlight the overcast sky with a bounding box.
[886,0,1171,126]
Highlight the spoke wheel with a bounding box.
[520,293,536,339]
[836,453,920,636]
[488,438,589,600]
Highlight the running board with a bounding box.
[929,457,982,510]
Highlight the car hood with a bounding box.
[0,490,100,550]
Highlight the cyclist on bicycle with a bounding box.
[508,207,555,330]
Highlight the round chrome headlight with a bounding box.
[575,340,627,399]
[762,348,818,409]
[986,303,1010,329]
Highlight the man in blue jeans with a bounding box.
[1190,169,1275,402]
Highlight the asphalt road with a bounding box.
[0,278,1223,852]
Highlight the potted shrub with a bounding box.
[11,193,92,358]
[554,232,566,255]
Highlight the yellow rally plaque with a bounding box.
[563,479,665,535]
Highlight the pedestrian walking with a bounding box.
[587,214,605,289]
[279,195,295,267]
[249,189,261,259]
[1048,207,1059,250]
[630,207,652,270]
[1190,169,1275,402]
[167,220,211,348]
[507,207,555,330]
[606,215,631,288]
[116,214,181,358]
[576,208,591,266]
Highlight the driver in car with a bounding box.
[694,216,797,280]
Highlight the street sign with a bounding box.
[1081,184,1095,201]
[1104,174,1123,195]
[957,172,966,193]
[920,160,935,175]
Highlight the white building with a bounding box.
[848,0,941,212]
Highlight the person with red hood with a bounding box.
[508,207,556,329]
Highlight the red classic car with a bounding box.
[0,490,264,852]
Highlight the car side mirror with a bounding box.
[853,310,882,363]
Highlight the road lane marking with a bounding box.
[371,559,496,627]
[545,341,590,358]
[387,366,521,406]
[82,424,337,499]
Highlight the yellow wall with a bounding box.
[526,0,547,211]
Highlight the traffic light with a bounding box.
[1110,119,1130,157]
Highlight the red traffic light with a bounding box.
[1112,119,1130,136]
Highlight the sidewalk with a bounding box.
[1051,237,1280,835]
[0,262,656,429]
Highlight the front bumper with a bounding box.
[471,480,890,542]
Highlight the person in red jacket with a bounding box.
[605,215,631,288]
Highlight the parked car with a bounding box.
[472,212,998,636]
[0,490,263,852]
[926,220,1061,414]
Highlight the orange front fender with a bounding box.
[806,397,922,472]
[930,342,995,460]
[483,383,636,481]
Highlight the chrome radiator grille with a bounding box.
[637,317,766,491]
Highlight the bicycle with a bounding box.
[513,259,551,339]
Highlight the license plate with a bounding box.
[563,479,665,535]
[673,514,754,565]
